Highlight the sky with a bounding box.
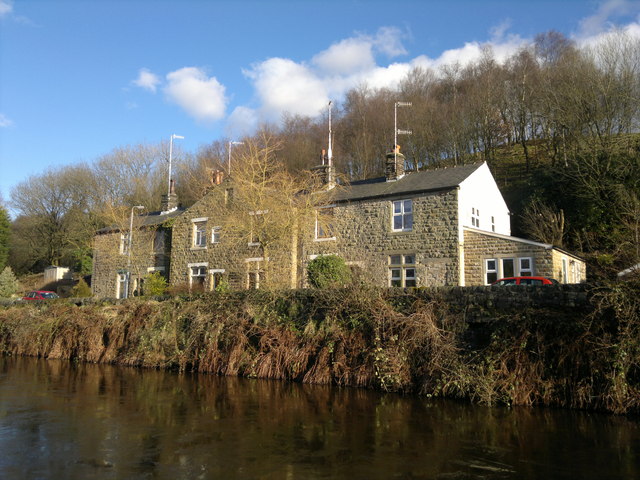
[1,0,640,206]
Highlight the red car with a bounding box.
[491,276,559,286]
[22,290,60,300]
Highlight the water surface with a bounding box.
[0,356,638,479]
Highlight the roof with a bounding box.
[96,207,185,234]
[332,163,483,203]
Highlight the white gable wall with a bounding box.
[457,163,511,236]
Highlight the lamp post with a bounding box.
[394,101,412,164]
[125,205,145,299]
[168,134,184,196]
[228,141,244,174]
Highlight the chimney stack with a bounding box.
[385,145,406,181]
[312,149,335,187]
[161,179,179,213]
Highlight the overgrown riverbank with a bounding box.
[1,283,639,414]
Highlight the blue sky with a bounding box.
[1,0,640,204]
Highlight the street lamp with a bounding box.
[168,134,184,196]
[125,205,145,299]
[228,141,244,174]
[394,101,412,165]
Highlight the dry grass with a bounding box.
[1,282,638,414]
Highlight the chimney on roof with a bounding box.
[212,169,225,185]
[385,144,406,182]
[312,149,335,187]
[161,179,179,213]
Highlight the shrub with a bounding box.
[70,278,92,297]
[143,271,168,297]
[307,255,351,288]
[0,266,19,298]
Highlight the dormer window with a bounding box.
[392,200,413,232]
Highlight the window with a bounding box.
[209,269,225,291]
[189,264,208,290]
[153,230,165,254]
[485,259,498,284]
[471,208,480,228]
[249,211,266,246]
[225,188,234,204]
[192,220,207,248]
[562,258,568,283]
[120,233,130,255]
[211,226,221,244]
[502,258,515,278]
[246,258,265,289]
[491,216,495,232]
[392,200,413,232]
[389,254,416,287]
[519,257,533,276]
[117,272,128,299]
[315,207,335,240]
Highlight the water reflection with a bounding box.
[0,356,638,479]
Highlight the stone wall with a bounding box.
[169,184,297,291]
[303,188,461,287]
[92,228,168,298]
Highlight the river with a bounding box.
[0,356,638,479]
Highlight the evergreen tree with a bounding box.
[0,266,19,298]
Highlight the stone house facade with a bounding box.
[302,152,585,287]
[91,189,182,298]
[91,152,586,296]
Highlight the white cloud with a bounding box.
[226,106,259,138]
[133,68,160,93]
[312,37,376,75]
[244,58,329,119]
[0,0,13,17]
[164,67,227,123]
[578,0,639,37]
[0,113,13,127]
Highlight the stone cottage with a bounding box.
[91,184,183,298]
[91,151,586,296]
[303,150,586,287]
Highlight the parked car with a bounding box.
[491,276,558,286]
[22,290,60,300]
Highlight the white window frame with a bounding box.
[188,262,208,289]
[392,199,413,232]
[388,254,417,288]
[191,217,208,249]
[211,226,221,244]
[208,268,226,291]
[248,211,267,246]
[315,206,336,241]
[519,257,533,276]
[245,257,265,289]
[120,233,130,255]
[501,258,515,278]
[485,258,498,285]
[116,272,128,299]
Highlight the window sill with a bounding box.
[247,242,261,247]
[391,229,413,233]
[190,246,207,251]
[314,237,336,242]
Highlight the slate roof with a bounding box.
[332,163,483,203]
[96,207,185,234]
